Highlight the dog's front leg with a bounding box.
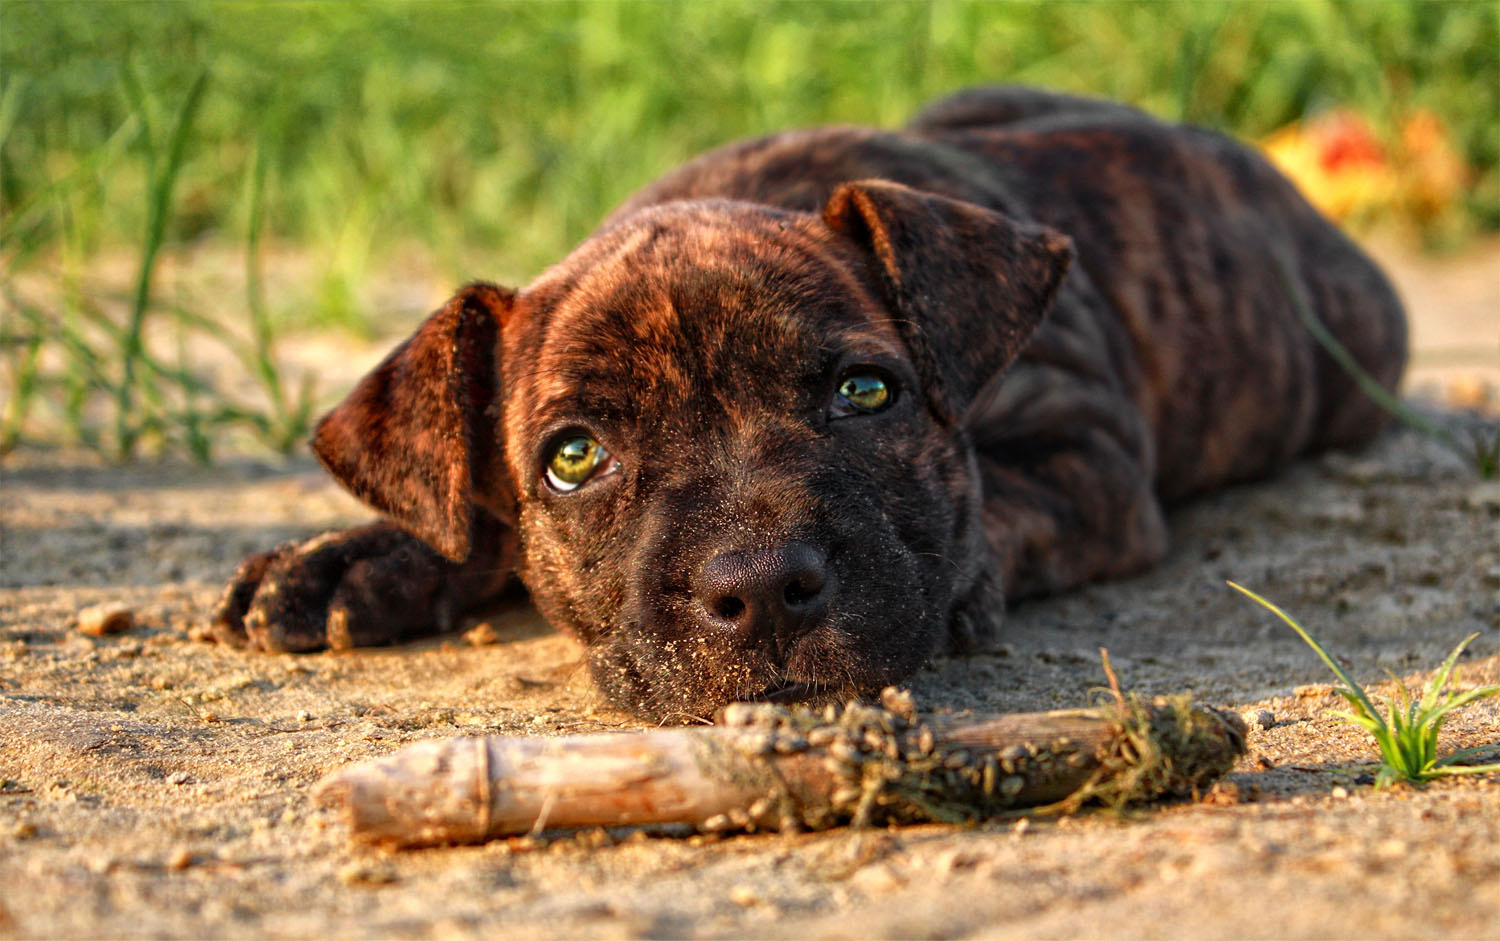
[208,510,515,652]
[972,372,1168,601]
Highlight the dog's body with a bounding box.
[213,88,1406,721]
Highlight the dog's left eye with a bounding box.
[544,434,617,492]
[831,370,894,417]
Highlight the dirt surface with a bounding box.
[3,236,1500,938]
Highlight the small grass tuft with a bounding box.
[1228,581,1500,787]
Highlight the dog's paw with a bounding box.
[208,524,458,652]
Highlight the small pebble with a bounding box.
[729,886,760,907]
[849,863,903,894]
[1462,481,1500,512]
[1241,709,1275,732]
[11,821,37,840]
[296,710,313,723]
[462,622,500,646]
[1375,838,1408,860]
[338,861,397,886]
[167,848,193,871]
[77,603,134,637]
[934,848,980,875]
[199,711,219,724]
[575,828,615,849]
[1330,785,1350,800]
[167,771,192,786]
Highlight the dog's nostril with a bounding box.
[712,596,747,621]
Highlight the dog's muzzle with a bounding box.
[690,540,836,662]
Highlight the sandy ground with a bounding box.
[2,236,1499,939]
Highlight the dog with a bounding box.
[209,87,1407,722]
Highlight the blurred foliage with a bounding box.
[0,0,1495,459]
[4,0,1496,284]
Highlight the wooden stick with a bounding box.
[313,691,1247,848]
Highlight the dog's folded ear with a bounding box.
[823,180,1074,423]
[310,282,515,561]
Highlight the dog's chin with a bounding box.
[586,614,943,724]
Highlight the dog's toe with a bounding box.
[204,543,296,647]
[323,553,451,649]
[236,531,365,652]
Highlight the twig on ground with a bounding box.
[313,691,1247,848]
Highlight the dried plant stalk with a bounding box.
[313,691,1246,848]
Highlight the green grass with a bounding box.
[1229,581,1500,787]
[1,0,1496,459]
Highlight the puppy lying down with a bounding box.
[210,86,1407,722]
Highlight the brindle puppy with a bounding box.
[210,87,1406,722]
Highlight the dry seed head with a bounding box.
[773,735,808,755]
[831,740,861,764]
[918,727,935,755]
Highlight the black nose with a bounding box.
[694,542,834,650]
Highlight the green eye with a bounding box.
[836,372,892,414]
[545,435,611,492]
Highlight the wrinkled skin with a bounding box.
[212,87,1406,722]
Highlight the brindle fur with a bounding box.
[211,87,1406,722]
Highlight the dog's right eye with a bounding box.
[545,435,615,492]
[831,370,895,418]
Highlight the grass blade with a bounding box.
[0,328,43,453]
[1432,763,1500,777]
[1425,686,1500,718]
[114,68,210,459]
[1270,252,1489,477]
[1419,634,1481,713]
[1227,581,1384,724]
[1433,744,1500,767]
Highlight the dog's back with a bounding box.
[618,86,1407,503]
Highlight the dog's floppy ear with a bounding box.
[311,282,514,561]
[823,180,1074,423]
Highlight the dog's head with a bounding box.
[312,181,1071,721]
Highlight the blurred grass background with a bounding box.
[2,0,1496,460]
